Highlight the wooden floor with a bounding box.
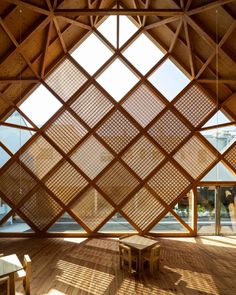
[0,236,236,295]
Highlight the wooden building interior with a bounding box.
[0,0,236,294]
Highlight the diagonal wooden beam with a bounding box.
[53,18,67,53]
[183,18,195,78]
[169,18,183,53]
[195,51,215,79]
[53,0,58,10]
[0,17,18,47]
[188,0,236,16]
[56,15,91,30]
[0,16,51,70]
[185,0,193,11]
[132,0,142,26]
[41,20,53,78]
[196,21,236,79]
[4,0,50,16]
[88,0,97,27]
[144,16,181,30]
[199,121,236,131]
[0,79,38,84]
[0,15,41,80]
[46,0,53,11]
[142,0,151,26]
[186,15,236,65]
[0,121,37,132]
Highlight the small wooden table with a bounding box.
[120,235,159,276]
[0,254,23,295]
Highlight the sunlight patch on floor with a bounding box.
[47,289,66,295]
[63,237,88,244]
[199,236,236,248]
[56,259,114,295]
[165,266,219,294]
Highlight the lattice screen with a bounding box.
[2,14,230,236]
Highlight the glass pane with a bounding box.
[150,212,188,233]
[0,199,11,222]
[173,190,194,229]
[97,16,117,47]
[201,125,236,153]
[220,186,236,234]
[19,85,62,128]
[203,110,230,128]
[148,59,190,101]
[202,162,236,181]
[0,214,32,233]
[197,186,216,234]
[48,213,86,233]
[119,16,138,47]
[99,213,136,232]
[71,33,113,75]
[0,126,34,154]
[96,58,139,101]
[123,33,164,74]
[5,110,33,128]
[0,147,11,167]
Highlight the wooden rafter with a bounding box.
[54,9,184,16]
[56,16,91,30]
[53,18,67,53]
[41,20,53,78]
[187,0,236,16]
[144,16,181,30]
[183,18,195,77]
[169,18,183,53]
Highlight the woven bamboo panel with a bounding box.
[19,187,63,231]
[122,136,165,179]
[45,161,88,205]
[0,162,36,205]
[45,110,88,154]
[96,110,139,154]
[224,144,236,170]
[174,84,216,127]
[45,58,87,102]
[70,136,114,180]
[174,136,217,179]
[148,161,190,205]
[122,84,166,127]
[122,187,165,230]
[71,187,114,231]
[148,110,191,153]
[96,162,139,205]
[70,84,114,128]
[20,136,63,180]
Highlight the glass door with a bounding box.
[197,186,217,234]
[219,186,236,234]
[197,185,236,235]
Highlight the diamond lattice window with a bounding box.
[0,13,224,236]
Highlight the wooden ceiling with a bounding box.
[0,0,236,118]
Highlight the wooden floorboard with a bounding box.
[0,236,236,295]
